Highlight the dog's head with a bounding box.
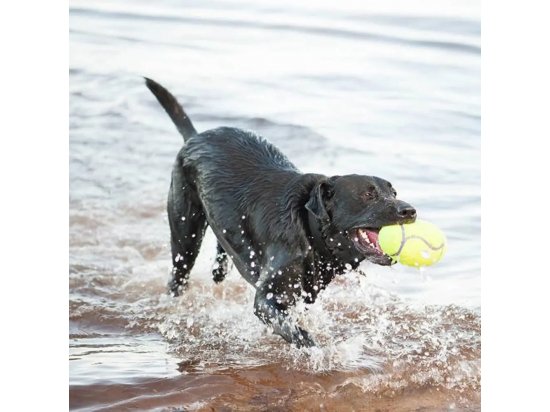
[306,174,416,266]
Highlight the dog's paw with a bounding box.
[291,327,316,348]
[168,280,183,297]
[212,261,228,283]
[168,268,189,297]
[275,319,317,348]
[212,252,230,283]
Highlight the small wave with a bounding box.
[70,6,479,55]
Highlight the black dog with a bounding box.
[145,78,417,347]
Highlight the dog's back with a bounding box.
[185,126,298,178]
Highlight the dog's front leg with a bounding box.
[253,258,315,348]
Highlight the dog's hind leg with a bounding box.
[212,242,229,283]
[167,154,207,296]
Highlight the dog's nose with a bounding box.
[396,202,417,220]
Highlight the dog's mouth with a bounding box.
[352,228,383,255]
[350,227,393,265]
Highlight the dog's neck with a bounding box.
[307,210,365,272]
[306,210,334,259]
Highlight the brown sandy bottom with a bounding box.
[70,362,479,411]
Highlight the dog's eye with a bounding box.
[361,185,378,202]
[362,191,375,201]
[392,189,397,197]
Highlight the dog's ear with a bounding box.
[305,180,335,220]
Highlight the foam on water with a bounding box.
[71,233,479,390]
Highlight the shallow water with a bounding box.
[69,0,480,410]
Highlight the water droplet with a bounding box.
[181,216,186,221]
[266,293,273,300]
[251,262,255,267]
[222,229,227,233]
[242,215,246,219]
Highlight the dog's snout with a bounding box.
[396,202,417,220]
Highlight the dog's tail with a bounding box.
[144,77,197,140]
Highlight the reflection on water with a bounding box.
[70,0,480,409]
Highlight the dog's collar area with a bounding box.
[306,209,361,269]
[306,209,335,259]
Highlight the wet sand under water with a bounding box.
[70,364,479,411]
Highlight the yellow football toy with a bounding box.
[378,219,447,267]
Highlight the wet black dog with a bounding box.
[145,78,417,347]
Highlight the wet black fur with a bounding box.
[145,78,416,347]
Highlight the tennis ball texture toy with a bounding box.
[378,219,447,267]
